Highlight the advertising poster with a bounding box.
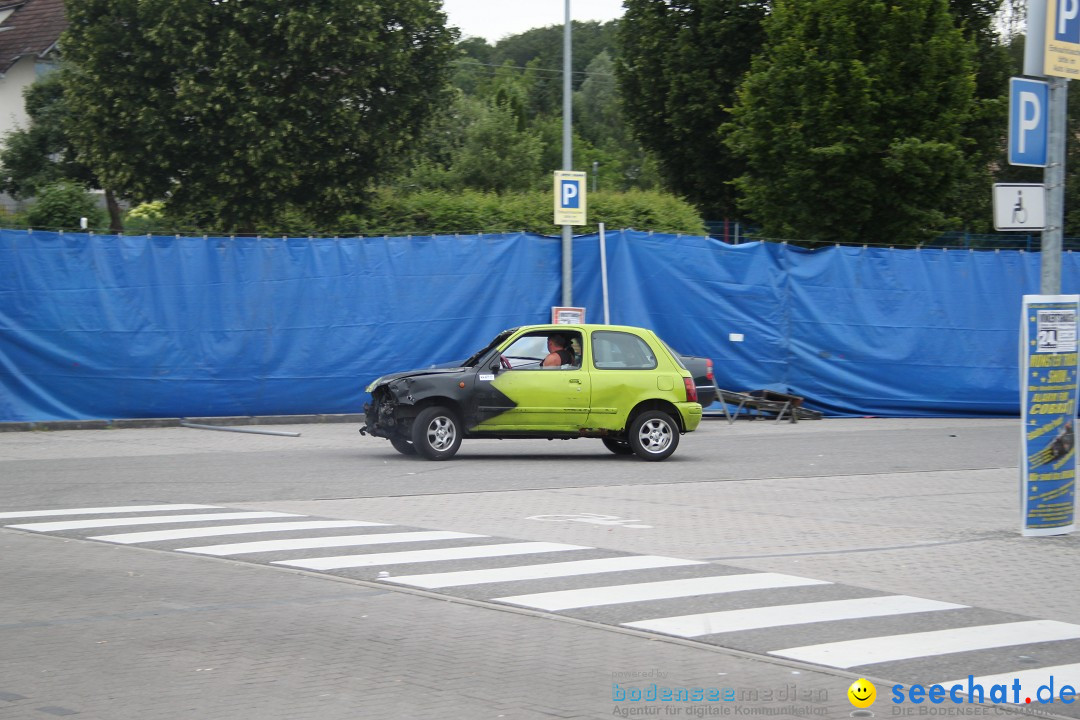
[551,306,585,325]
[1020,295,1079,536]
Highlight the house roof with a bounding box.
[0,0,67,75]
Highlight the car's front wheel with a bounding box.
[628,410,680,461]
[411,406,463,460]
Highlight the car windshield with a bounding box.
[462,329,516,367]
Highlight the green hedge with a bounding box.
[336,189,706,236]
[113,189,706,237]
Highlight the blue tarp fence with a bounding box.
[1,227,1076,422]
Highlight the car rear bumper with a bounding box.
[675,402,703,432]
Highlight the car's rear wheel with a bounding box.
[390,437,417,456]
[601,437,634,455]
[411,406,462,460]
[628,410,680,461]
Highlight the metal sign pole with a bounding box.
[1043,76,1067,294]
[561,0,573,306]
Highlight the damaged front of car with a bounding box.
[359,328,518,459]
[361,368,469,442]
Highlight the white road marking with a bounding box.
[494,573,831,611]
[386,555,704,589]
[177,531,486,556]
[771,620,1080,668]
[0,504,221,519]
[937,663,1080,702]
[271,542,590,571]
[622,596,967,637]
[8,512,301,532]
[90,520,391,544]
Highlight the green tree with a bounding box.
[0,72,125,232]
[451,98,545,192]
[574,52,660,192]
[616,0,768,219]
[61,0,457,232]
[946,0,1011,232]
[726,0,978,245]
[0,73,83,197]
[403,20,660,197]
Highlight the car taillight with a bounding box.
[705,358,714,381]
[684,377,697,403]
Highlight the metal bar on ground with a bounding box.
[180,422,301,437]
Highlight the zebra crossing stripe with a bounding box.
[937,663,1080,701]
[271,542,591,571]
[90,520,391,544]
[493,573,831,611]
[177,531,487,556]
[0,504,221,519]
[387,556,704,589]
[8,512,301,532]
[770,620,1080,669]
[622,596,967,638]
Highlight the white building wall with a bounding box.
[0,56,39,139]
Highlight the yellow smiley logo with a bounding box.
[848,678,876,708]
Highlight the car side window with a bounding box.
[501,333,582,369]
[591,331,657,370]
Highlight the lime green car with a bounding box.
[361,324,702,461]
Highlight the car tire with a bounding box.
[390,437,417,456]
[628,410,680,461]
[601,437,634,455]
[411,406,462,460]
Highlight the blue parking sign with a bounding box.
[561,179,581,209]
[1055,0,1080,42]
[1009,77,1049,167]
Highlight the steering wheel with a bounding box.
[500,355,512,369]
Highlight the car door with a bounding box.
[471,330,590,431]
[586,329,668,430]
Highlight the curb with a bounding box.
[0,413,365,433]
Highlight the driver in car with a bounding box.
[542,334,575,367]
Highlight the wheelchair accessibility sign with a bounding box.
[993,183,1046,231]
[553,170,587,226]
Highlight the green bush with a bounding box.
[122,201,167,234]
[26,181,106,231]
[337,189,706,236]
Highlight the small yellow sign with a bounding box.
[553,171,587,226]
[1045,0,1080,79]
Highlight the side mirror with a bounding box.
[490,361,502,372]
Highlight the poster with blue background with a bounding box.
[1020,295,1079,536]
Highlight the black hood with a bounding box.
[367,366,468,390]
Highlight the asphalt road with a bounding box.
[0,416,1018,506]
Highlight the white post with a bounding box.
[599,222,610,324]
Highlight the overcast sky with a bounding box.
[441,0,625,44]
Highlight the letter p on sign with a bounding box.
[1059,0,1080,40]
[1009,77,1049,167]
